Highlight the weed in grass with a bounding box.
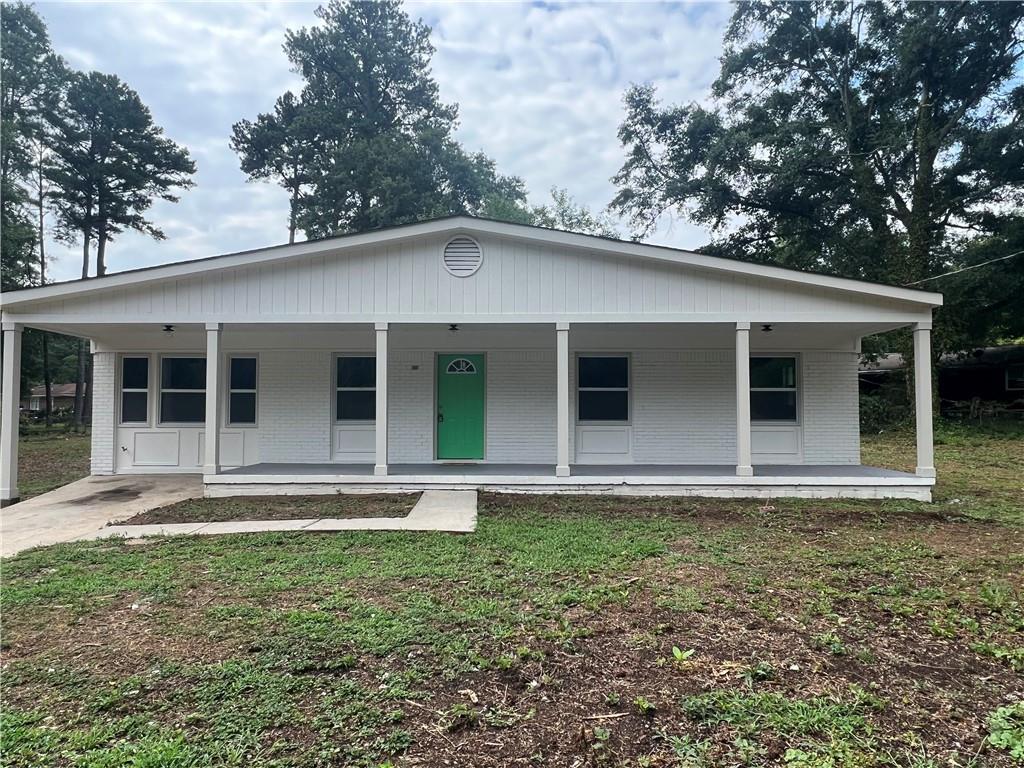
[986,701,1024,761]
[634,695,656,716]
[971,641,1024,673]
[656,585,705,613]
[811,631,847,656]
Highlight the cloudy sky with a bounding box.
[38,1,731,282]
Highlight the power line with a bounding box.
[904,250,1024,286]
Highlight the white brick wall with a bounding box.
[90,341,862,470]
[90,351,115,474]
[258,351,332,462]
[389,351,435,463]
[802,351,860,464]
[486,351,556,462]
[632,351,736,463]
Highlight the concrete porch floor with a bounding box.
[208,462,933,500]
[218,462,920,479]
[1,474,203,557]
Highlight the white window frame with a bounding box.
[119,354,151,427]
[1007,363,1024,392]
[576,353,631,425]
[158,354,207,427]
[750,354,801,425]
[225,354,258,427]
[334,354,376,424]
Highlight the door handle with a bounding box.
[437,411,444,423]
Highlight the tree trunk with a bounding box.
[74,228,91,430]
[96,227,107,276]
[288,187,297,245]
[83,353,92,426]
[42,335,52,428]
[37,145,52,427]
[73,340,86,432]
[80,230,90,280]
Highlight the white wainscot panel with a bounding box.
[575,425,633,464]
[752,425,802,464]
[333,424,376,462]
[198,431,249,468]
[131,432,179,466]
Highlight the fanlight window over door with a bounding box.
[446,358,477,374]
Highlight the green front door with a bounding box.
[436,354,485,460]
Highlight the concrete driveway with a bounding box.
[1,474,203,557]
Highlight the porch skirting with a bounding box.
[204,463,933,501]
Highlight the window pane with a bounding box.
[1009,364,1024,390]
[121,391,148,423]
[579,357,628,389]
[161,392,205,423]
[751,390,797,421]
[229,392,256,424]
[578,390,628,421]
[338,357,375,388]
[230,357,257,390]
[337,390,375,420]
[750,357,796,389]
[122,357,149,390]
[161,358,206,390]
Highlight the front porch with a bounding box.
[207,462,932,500]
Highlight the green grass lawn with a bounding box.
[16,428,91,499]
[2,423,1022,766]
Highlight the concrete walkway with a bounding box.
[81,489,478,543]
[1,474,203,557]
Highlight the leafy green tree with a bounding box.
[233,0,525,239]
[231,91,316,244]
[47,70,196,277]
[482,187,621,238]
[45,70,194,427]
[612,2,1024,353]
[0,1,63,290]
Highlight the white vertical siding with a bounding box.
[26,234,923,322]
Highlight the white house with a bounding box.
[0,216,942,504]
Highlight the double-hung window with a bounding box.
[750,356,798,422]
[336,356,375,421]
[160,357,206,424]
[120,356,149,425]
[578,355,629,422]
[228,357,257,425]
[1007,363,1024,391]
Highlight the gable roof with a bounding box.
[0,215,942,309]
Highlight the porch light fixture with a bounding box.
[761,324,773,333]
[162,324,175,335]
[448,324,459,333]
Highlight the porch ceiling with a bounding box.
[30,320,909,352]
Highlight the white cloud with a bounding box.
[37,1,729,282]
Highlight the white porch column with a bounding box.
[1,323,23,506]
[203,323,222,476]
[374,322,388,476]
[556,322,570,477]
[735,322,753,477]
[913,321,936,478]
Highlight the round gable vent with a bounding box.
[443,235,483,277]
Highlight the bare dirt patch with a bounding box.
[113,492,420,525]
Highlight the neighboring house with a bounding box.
[20,383,77,413]
[860,346,1024,416]
[0,216,942,505]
